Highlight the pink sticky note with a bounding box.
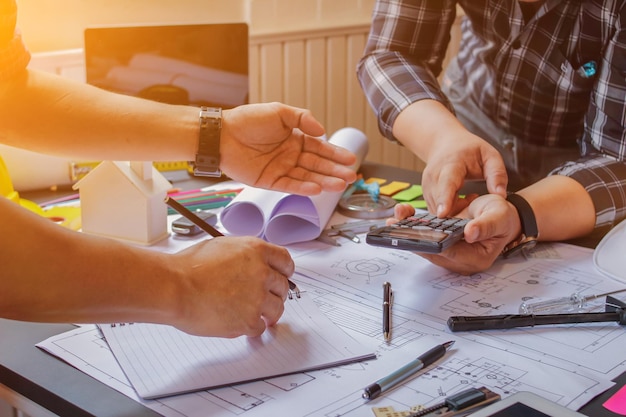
[604,384,626,415]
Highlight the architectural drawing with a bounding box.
[38,238,626,417]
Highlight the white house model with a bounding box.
[73,161,172,245]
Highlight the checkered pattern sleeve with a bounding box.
[356,0,458,141]
[0,0,31,83]
[551,157,626,234]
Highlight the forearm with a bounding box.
[0,198,180,324]
[392,99,467,162]
[516,175,596,242]
[0,69,199,161]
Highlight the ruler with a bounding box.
[70,161,190,182]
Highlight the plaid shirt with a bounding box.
[0,0,30,83]
[358,0,626,235]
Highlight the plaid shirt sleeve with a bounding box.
[0,0,31,83]
[551,156,626,234]
[356,0,458,141]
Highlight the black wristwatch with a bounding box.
[192,106,222,177]
[502,193,538,258]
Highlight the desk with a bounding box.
[0,162,623,417]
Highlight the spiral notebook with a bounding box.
[99,291,376,399]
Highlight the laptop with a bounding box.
[84,23,249,108]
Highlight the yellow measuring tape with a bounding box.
[70,160,190,181]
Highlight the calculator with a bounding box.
[365,212,469,253]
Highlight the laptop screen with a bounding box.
[84,23,249,108]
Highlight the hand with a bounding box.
[422,130,508,217]
[417,194,521,275]
[170,236,294,337]
[220,102,357,195]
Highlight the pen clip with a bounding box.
[288,279,301,299]
[383,282,393,304]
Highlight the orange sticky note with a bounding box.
[365,177,387,185]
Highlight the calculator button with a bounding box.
[441,219,460,227]
[411,225,435,231]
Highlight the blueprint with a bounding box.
[38,235,626,417]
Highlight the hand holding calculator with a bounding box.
[366,212,469,253]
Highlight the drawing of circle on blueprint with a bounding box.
[335,258,392,282]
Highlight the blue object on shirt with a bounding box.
[578,61,597,78]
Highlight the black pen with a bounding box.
[383,282,392,342]
[447,310,626,332]
[362,340,454,401]
[165,195,223,237]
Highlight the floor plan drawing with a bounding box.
[38,239,625,416]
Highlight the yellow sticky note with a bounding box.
[379,181,411,196]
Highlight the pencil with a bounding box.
[164,196,223,238]
[165,195,301,294]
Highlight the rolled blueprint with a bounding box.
[220,127,369,245]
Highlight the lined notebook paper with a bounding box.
[100,293,376,399]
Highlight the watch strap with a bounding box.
[502,193,538,258]
[507,194,538,239]
[193,106,222,177]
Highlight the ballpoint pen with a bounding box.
[362,340,455,400]
[165,195,302,297]
[383,282,392,342]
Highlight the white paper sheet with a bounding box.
[99,293,375,399]
[220,127,369,245]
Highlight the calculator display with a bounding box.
[372,226,448,243]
